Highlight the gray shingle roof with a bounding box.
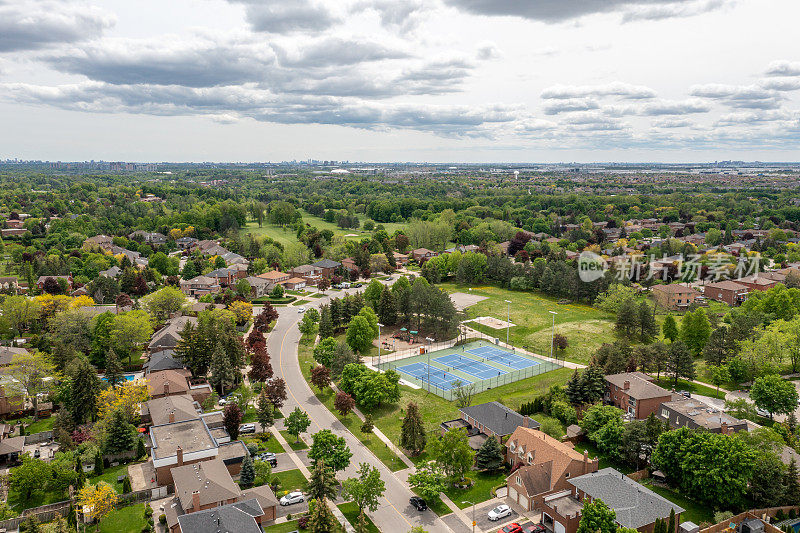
[176,498,263,533]
[144,350,184,373]
[312,258,341,269]
[459,401,540,436]
[569,468,684,529]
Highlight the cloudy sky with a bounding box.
[1,0,799,163]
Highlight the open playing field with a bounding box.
[440,283,618,365]
[379,339,560,400]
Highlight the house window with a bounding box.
[516,476,521,485]
[661,409,668,418]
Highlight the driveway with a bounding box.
[268,281,453,533]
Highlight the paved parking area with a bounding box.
[276,499,308,519]
[272,449,312,472]
[441,513,472,533]
[450,292,489,311]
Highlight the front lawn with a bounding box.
[7,486,66,512]
[264,519,303,532]
[90,503,148,533]
[338,502,380,533]
[243,434,285,454]
[20,416,55,434]
[280,430,308,450]
[442,469,508,509]
[271,468,308,494]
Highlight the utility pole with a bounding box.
[549,310,558,362]
[504,299,511,346]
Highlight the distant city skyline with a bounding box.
[1,0,799,162]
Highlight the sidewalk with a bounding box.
[269,426,356,533]
[439,492,476,531]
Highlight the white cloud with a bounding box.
[0,1,114,52]
[541,82,657,100]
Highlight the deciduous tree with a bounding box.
[286,407,311,443]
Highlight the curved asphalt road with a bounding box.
[267,290,453,533]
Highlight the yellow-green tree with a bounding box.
[78,482,118,525]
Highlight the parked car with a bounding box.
[756,407,771,418]
[297,306,306,313]
[239,423,256,434]
[409,497,427,511]
[351,282,363,288]
[33,448,40,458]
[500,524,523,533]
[522,524,546,533]
[488,505,512,521]
[257,452,278,467]
[678,390,691,398]
[280,491,305,506]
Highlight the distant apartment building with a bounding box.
[651,284,700,310]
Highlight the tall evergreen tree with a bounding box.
[256,391,274,429]
[785,458,800,505]
[667,508,676,533]
[615,298,639,338]
[104,408,136,454]
[667,340,695,387]
[399,402,426,455]
[638,301,658,341]
[318,305,334,339]
[67,356,101,425]
[104,348,124,388]
[308,498,338,533]
[475,435,504,471]
[240,454,255,487]
[565,370,585,406]
[662,314,679,342]
[210,342,237,394]
[376,286,397,326]
[307,458,338,502]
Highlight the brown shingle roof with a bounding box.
[605,373,672,401]
[172,459,241,510]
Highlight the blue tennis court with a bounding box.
[394,362,474,390]
[467,345,541,370]
[433,354,507,380]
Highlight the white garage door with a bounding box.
[518,495,529,510]
[509,487,518,502]
[555,521,566,533]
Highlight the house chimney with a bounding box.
[192,490,200,512]
[169,412,175,423]
[721,422,728,434]
[623,380,630,390]
[163,382,170,396]
[523,417,529,428]
[176,446,183,466]
[583,450,589,474]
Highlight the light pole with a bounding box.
[462,501,476,533]
[504,299,511,347]
[549,310,558,361]
[377,322,384,368]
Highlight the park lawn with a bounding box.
[651,376,726,399]
[271,468,308,494]
[443,469,509,509]
[240,222,298,247]
[91,503,148,533]
[338,502,380,533]
[299,342,407,471]
[22,416,55,434]
[695,360,741,391]
[639,480,713,524]
[264,520,303,533]
[89,463,132,493]
[299,210,408,240]
[7,486,66,512]
[280,430,309,450]
[439,283,617,365]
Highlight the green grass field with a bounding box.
[279,430,308,451]
[440,283,617,365]
[338,502,380,533]
[271,468,308,495]
[90,504,148,533]
[89,463,132,493]
[264,520,302,533]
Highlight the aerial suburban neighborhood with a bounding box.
[3,0,800,532]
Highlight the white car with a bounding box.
[297,306,306,313]
[756,407,771,418]
[488,504,512,521]
[280,491,305,506]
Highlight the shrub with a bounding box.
[539,418,563,439]
[159,514,166,525]
[298,515,310,529]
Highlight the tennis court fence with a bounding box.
[382,358,562,401]
[373,328,502,366]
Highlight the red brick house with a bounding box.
[702,280,749,306]
[604,372,673,419]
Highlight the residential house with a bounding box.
[284,277,307,290]
[411,248,438,262]
[206,267,243,287]
[311,258,342,278]
[179,275,220,298]
[0,385,23,417]
[175,237,198,250]
[83,234,114,251]
[149,316,198,353]
[737,274,781,292]
[144,349,185,375]
[651,284,700,310]
[657,398,747,434]
[36,275,73,292]
[148,369,212,404]
[290,264,322,285]
[221,251,249,267]
[604,372,674,419]
[540,468,684,533]
[243,276,272,297]
[129,230,167,245]
[505,427,599,511]
[98,266,121,279]
[0,277,20,293]
[392,251,409,266]
[0,346,27,366]
[257,270,290,284]
[702,280,749,306]
[148,419,248,486]
[142,394,201,426]
[173,499,264,533]
[441,401,540,450]
[1,228,27,238]
[0,434,25,464]
[341,257,359,274]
